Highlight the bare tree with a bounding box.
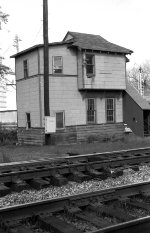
[127,60,150,90]
[0,63,13,83]
[0,6,13,85]
[0,6,9,30]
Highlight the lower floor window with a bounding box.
[106,98,115,122]
[26,113,31,129]
[87,98,96,123]
[56,111,64,129]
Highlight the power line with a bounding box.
[31,24,42,45]
[2,44,12,55]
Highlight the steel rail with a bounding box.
[1,181,150,232]
[0,147,150,183]
[0,153,149,183]
[0,146,150,171]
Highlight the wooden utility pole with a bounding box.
[43,0,50,116]
[43,0,50,144]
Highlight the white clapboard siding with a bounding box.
[17,77,42,127]
[116,95,123,122]
[39,45,77,75]
[77,50,83,89]
[79,53,126,90]
[45,76,86,126]
[15,50,38,80]
[15,44,124,131]
[37,76,124,127]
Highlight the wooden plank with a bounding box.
[39,215,82,233]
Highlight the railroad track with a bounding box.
[1,181,150,232]
[0,147,150,197]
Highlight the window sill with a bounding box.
[86,74,95,78]
[52,72,63,75]
[106,122,115,124]
[56,128,65,131]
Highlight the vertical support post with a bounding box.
[43,0,50,144]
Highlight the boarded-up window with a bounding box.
[23,60,28,78]
[26,113,31,129]
[106,98,115,122]
[86,54,95,76]
[56,112,64,129]
[53,56,63,74]
[87,98,96,123]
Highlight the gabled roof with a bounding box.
[63,31,133,54]
[126,82,150,110]
[11,31,133,58]
[11,40,73,58]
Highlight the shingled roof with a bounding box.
[63,31,133,54]
[126,82,150,110]
[11,31,133,58]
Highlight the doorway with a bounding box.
[144,110,150,136]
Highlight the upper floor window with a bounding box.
[87,98,96,123]
[23,60,28,78]
[53,56,63,74]
[26,112,31,129]
[85,54,95,76]
[106,98,115,123]
[56,111,65,129]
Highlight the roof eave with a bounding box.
[69,44,133,55]
[11,41,73,58]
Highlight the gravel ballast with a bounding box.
[0,165,150,208]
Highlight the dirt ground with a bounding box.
[0,136,150,163]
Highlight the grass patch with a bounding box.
[0,134,150,163]
[0,129,17,145]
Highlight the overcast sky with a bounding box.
[1,0,150,70]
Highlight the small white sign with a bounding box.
[124,126,132,133]
[45,116,56,134]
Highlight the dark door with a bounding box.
[144,111,150,136]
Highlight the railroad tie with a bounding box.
[68,169,90,182]
[129,165,139,171]
[10,179,30,192]
[27,178,50,190]
[0,183,10,197]
[39,215,82,233]
[110,168,123,178]
[88,203,134,222]
[64,205,81,218]
[85,167,102,178]
[128,199,150,211]
[50,173,68,186]
[75,211,112,228]
[6,224,31,233]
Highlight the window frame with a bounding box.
[26,112,31,129]
[52,56,63,74]
[23,59,28,78]
[55,111,65,129]
[86,98,96,124]
[105,98,115,123]
[85,53,95,77]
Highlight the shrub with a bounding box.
[87,135,99,143]
[0,129,17,145]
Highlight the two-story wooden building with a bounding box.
[11,31,133,145]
